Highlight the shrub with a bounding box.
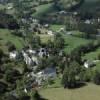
[93,71,100,85]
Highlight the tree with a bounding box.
[82,68,93,82]
[31,90,46,100]
[3,94,18,100]
[78,23,97,39]
[0,81,8,94]
[4,68,21,83]
[54,33,65,50]
[62,61,81,88]
[93,71,100,85]
[0,49,4,64]
[6,42,16,52]
[66,16,78,31]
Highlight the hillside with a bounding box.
[55,0,83,10]
[0,0,100,100]
[77,0,100,12]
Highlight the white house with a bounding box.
[44,24,49,28]
[31,56,38,65]
[9,51,18,59]
[27,49,36,55]
[59,10,67,14]
[7,3,13,10]
[22,51,32,65]
[24,88,28,93]
[84,20,91,24]
[47,30,53,36]
[84,60,95,68]
[84,62,89,68]
[38,48,47,58]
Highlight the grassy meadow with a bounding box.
[83,48,100,60]
[0,29,24,51]
[32,3,54,18]
[63,34,91,53]
[40,83,100,100]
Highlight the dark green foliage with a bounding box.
[31,90,46,100]
[30,35,41,49]
[93,71,100,85]
[0,12,19,29]
[62,61,81,88]
[4,69,21,83]
[6,42,16,52]
[0,81,8,94]
[53,33,65,52]
[0,49,4,63]
[82,69,93,82]
[3,94,18,100]
[78,23,97,39]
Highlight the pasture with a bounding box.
[0,29,24,51]
[32,3,54,18]
[83,47,100,60]
[63,34,91,53]
[40,83,100,100]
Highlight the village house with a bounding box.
[9,51,18,59]
[84,60,96,68]
[27,67,56,87]
[22,49,38,70]
[84,20,91,24]
[7,3,13,10]
[44,24,49,28]
[35,67,56,85]
[47,30,54,36]
[43,67,56,79]
[22,50,32,66]
[38,48,49,58]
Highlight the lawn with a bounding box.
[0,29,24,51]
[49,24,65,32]
[63,34,91,53]
[83,48,100,60]
[32,3,54,18]
[37,34,54,44]
[49,25,91,54]
[40,83,100,100]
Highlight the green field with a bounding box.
[0,29,24,51]
[40,83,100,100]
[37,34,54,43]
[32,3,54,18]
[49,24,65,32]
[83,48,100,60]
[49,25,91,54]
[63,34,91,53]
